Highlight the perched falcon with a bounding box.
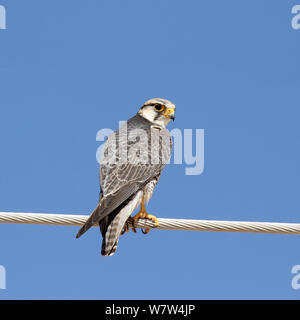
[76,98,176,256]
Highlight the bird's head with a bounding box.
[138,98,176,128]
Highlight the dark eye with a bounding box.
[153,104,165,112]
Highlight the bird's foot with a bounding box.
[120,217,137,235]
[132,210,159,234]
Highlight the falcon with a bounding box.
[76,98,176,256]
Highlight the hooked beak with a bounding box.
[163,107,176,121]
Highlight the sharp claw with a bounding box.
[120,227,129,235]
[132,212,159,234]
[131,227,137,233]
[131,217,136,233]
[121,217,138,235]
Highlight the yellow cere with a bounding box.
[162,108,175,117]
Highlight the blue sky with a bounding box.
[0,0,300,299]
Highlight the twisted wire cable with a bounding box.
[0,211,300,235]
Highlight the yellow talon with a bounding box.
[145,214,159,226]
[132,197,159,234]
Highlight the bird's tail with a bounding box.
[100,191,143,256]
[75,202,119,255]
[99,212,122,256]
